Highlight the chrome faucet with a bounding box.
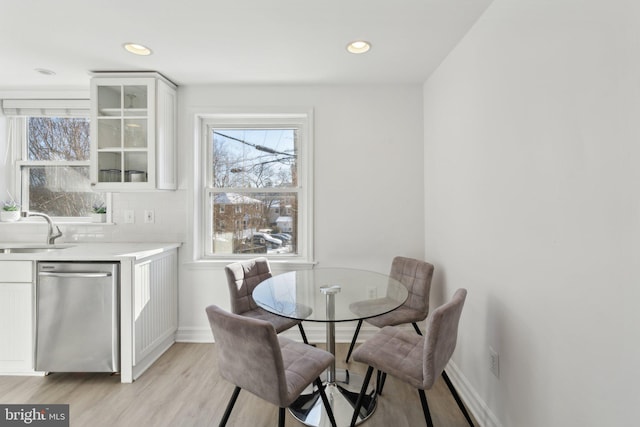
[21,211,63,245]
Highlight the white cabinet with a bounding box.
[90,72,177,191]
[0,261,34,373]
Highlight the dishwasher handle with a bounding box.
[38,271,112,278]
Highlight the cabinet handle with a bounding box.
[39,272,112,278]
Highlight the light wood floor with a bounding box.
[0,343,476,427]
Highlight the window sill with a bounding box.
[184,258,317,270]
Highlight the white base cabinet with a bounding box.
[0,261,34,373]
[0,245,179,381]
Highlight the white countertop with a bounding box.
[0,242,182,261]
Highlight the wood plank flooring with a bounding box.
[0,343,476,427]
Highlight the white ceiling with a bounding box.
[0,0,493,91]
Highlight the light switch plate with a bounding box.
[123,210,134,224]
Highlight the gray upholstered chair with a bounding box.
[205,305,337,427]
[349,289,474,427]
[225,257,310,344]
[345,256,434,363]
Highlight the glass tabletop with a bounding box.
[252,268,409,322]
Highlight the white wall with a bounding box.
[177,84,425,341]
[423,1,640,426]
[0,117,6,199]
[0,84,425,342]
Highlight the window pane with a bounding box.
[208,192,298,255]
[211,129,297,188]
[22,166,104,217]
[28,117,90,161]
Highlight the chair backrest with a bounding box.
[422,288,467,389]
[225,257,272,314]
[390,256,434,317]
[205,305,289,407]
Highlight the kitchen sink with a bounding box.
[0,244,75,254]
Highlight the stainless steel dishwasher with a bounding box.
[36,262,119,372]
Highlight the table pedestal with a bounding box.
[289,369,376,427]
[290,286,377,427]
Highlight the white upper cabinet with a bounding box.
[90,72,177,191]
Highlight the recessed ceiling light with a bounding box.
[123,43,152,56]
[346,40,371,54]
[34,68,56,76]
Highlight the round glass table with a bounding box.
[252,268,408,427]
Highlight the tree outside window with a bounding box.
[20,117,104,217]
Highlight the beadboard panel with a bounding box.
[133,250,178,368]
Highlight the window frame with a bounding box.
[6,112,111,223]
[195,109,314,263]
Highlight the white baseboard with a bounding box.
[176,321,408,343]
[176,326,213,343]
[446,361,502,427]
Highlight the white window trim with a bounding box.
[192,108,314,264]
[4,108,112,223]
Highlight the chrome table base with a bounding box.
[289,369,377,427]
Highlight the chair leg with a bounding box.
[298,323,310,344]
[418,389,434,427]
[315,378,337,427]
[412,322,423,336]
[219,386,241,427]
[345,320,363,363]
[278,407,286,427]
[350,366,374,427]
[442,370,475,427]
[378,371,387,395]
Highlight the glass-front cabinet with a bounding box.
[90,73,177,191]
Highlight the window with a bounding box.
[4,100,106,219]
[199,111,313,260]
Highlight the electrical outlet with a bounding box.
[123,210,135,224]
[144,210,155,224]
[489,347,500,378]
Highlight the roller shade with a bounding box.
[1,99,89,117]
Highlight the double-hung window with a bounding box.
[199,111,313,261]
[3,100,106,219]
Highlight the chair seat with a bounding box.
[242,307,302,333]
[366,305,427,328]
[206,304,338,427]
[279,336,334,406]
[352,326,425,389]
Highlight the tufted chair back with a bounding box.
[422,288,467,389]
[225,257,272,315]
[390,256,434,319]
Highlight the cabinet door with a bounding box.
[155,79,177,190]
[0,282,34,372]
[1,260,33,282]
[91,78,156,190]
